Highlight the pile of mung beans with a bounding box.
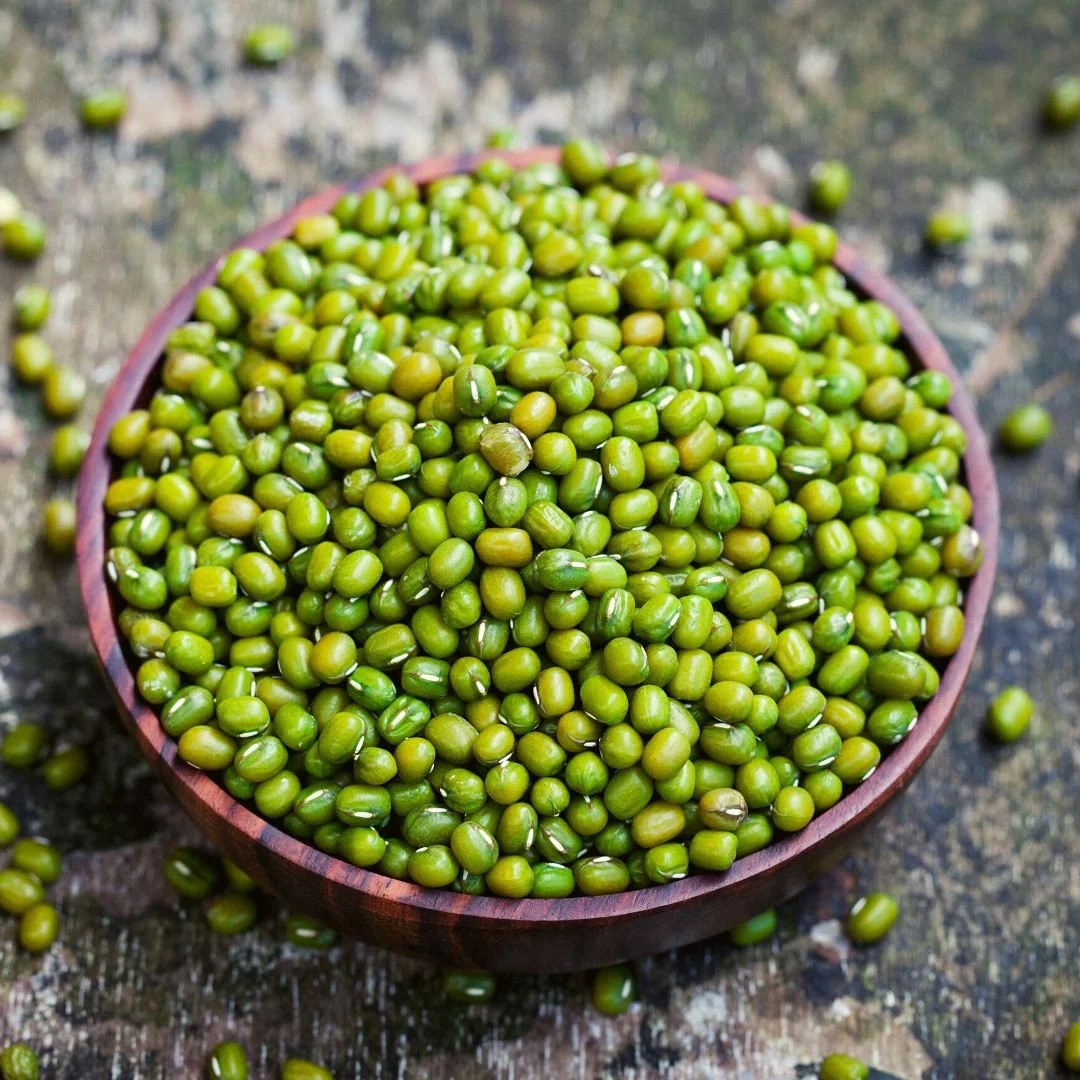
[1,36,1075,1079]
[99,140,984,899]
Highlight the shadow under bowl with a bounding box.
[76,148,999,974]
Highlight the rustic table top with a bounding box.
[0,2,1076,1077]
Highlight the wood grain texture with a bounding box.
[0,0,1076,1076]
[74,148,999,974]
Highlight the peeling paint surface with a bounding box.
[0,1,1077,1077]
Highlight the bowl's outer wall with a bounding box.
[76,148,999,973]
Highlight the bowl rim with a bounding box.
[76,146,999,928]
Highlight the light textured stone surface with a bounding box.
[0,1,1077,1076]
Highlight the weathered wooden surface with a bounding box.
[0,1,1076,1076]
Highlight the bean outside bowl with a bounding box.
[75,148,999,974]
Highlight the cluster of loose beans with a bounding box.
[0,803,61,956]
[0,724,91,959]
[100,140,985,902]
[3,220,90,556]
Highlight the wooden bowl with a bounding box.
[76,148,999,974]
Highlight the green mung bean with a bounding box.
[3,214,46,260]
[845,890,899,944]
[165,847,221,900]
[0,94,26,133]
[42,745,89,789]
[819,1054,870,1080]
[0,869,45,915]
[1044,75,1080,129]
[11,839,62,885]
[592,963,636,1015]
[281,1060,334,1080]
[986,686,1033,743]
[2,723,48,768]
[50,425,89,476]
[244,24,295,65]
[925,210,970,248]
[206,1041,249,1080]
[0,802,19,847]
[998,403,1052,453]
[80,88,126,129]
[0,1044,39,1080]
[1062,1022,1080,1072]
[729,908,777,946]
[442,968,497,1002]
[18,903,59,953]
[808,160,851,214]
[13,285,49,331]
[205,892,258,934]
[284,912,337,949]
